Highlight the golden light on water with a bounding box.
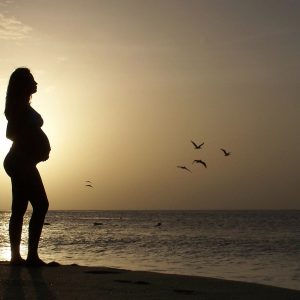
[0,218,11,261]
[0,244,28,262]
[0,213,30,262]
[0,247,11,261]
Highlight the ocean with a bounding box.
[0,210,299,290]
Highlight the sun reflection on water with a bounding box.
[0,211,29,262]
[0,214,10,261]
[0,247,11,261]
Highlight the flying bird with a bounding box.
[193,160,207,168]
[85,180,93,188]
[221,148,231,156]
[177,166,192,173]
[191,140,204,149]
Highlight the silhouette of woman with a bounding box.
[3,68,51,266]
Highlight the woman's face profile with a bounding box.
[27,73,38,95]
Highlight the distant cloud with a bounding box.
[0,0,13,7]
[0,13,32,40]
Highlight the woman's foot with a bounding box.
[10,257,26,266]
[26,257,47,267]
[47,261,60,267]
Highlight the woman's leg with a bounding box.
[9,177,29,264]
[26,166,49,265]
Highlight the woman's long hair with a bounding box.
[5,67,32,118]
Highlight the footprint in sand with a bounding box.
[114,279,150,285]
[174,289,196,295]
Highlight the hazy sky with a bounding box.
[0,0,299,210]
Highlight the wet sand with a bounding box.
[0,261,299,300]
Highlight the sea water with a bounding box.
[0,210,299,290]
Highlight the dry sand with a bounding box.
[0,261,299,300]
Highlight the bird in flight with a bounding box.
[220,148,231,156]
[193,160,207,168]
[177,166,192,173]
[85,180,93,187]
[191,140,204,149]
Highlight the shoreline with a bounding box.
[1,262,299,299]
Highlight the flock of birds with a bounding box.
[177,140,231,173]
[83,141,231,186]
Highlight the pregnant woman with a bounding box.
[3,67,51,266]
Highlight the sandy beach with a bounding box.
[0,262,299,300]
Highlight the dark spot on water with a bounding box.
[93,222,103,226]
